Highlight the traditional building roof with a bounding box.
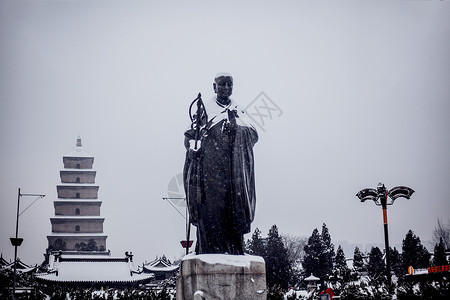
[0,254,9,267]
[143,256,179,273]
[2,258,32,271]
[304,273,320,281]
[142,256,179,282]
[63,137,93,158]
[37,253,154,286]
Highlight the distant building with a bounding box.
[37,252,153,287]
[0,254,9,268]
[143,256,179,281]
[46,137,108,255]
[0,254,36,274]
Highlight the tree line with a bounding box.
[245,219,450,300]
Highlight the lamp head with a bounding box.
[356,188,378,202]
[388,186,415,200]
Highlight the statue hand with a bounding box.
[189,139,201,151]
[228,109,238,131]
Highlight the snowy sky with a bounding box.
[1,0,449,266]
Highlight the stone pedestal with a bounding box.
[176,254,266,300]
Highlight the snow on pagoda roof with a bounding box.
[50,216,105,220]
[60,169,96,172]
[47,233,108,237]
[63,137,93,158]
[54,199,102,203]
[57,183,99,187]
[36,256,153,284]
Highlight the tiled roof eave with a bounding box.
[36,275,154,284]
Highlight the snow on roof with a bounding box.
[55,198,101,201]
[60,169,96,172]
[64,148,93,158]
[3,259,32,270]
[37,257,153,284]
[47,233,108,237]
[63,137,93,158]
[60,254,114,260]
[18,266,38,274]
[54,199,102,203]
[304,273,320,281]
[57,183,99,187]
[143,256,179,272]
[143,265,179,272]
[51,216,104,219]
[286,289,310,298]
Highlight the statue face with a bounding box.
[214,76,233,104]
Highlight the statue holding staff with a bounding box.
[183,73,258,255]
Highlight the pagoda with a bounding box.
[38,138,154,287]
[46,137,108,254]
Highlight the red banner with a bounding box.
[428,265,450,273]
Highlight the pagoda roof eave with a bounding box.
[47,233,108,237]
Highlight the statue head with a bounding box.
[213,73,233,105]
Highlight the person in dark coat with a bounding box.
[183,73,258,255]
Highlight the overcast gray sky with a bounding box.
[1,0,449,266]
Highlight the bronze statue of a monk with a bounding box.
[183,73,258,255]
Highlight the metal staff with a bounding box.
[186,93,207,254]
[189,93,207,150]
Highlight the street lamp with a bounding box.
[356,183,414,287]
[10,188,45,299]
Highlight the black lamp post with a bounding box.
[356,183,414,287]
[10,188,45,299]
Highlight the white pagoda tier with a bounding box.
[47,137,108,254]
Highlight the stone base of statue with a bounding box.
[176,253,266,300]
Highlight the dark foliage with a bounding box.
[329,245,351,285]
[432,237,448,266]
[367,246,386,282]
[302,223,335,284]
[246,228,266,257]
[402,230,431,272]
[265,225,293,290]
[246,225,296,296]
[353,246,366,275]
[389,247,404,280]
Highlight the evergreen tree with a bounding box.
[402,230,431,271]
[432,237,448,266]
[265,224,292,290]
[302,228,322,278]
[247,228,266,257]
[353,246,366,275]
[330,245,350,284]
[319,223,335,280]
[302,224,335,283]
[389,247,404,279]
[367,246,386,281]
